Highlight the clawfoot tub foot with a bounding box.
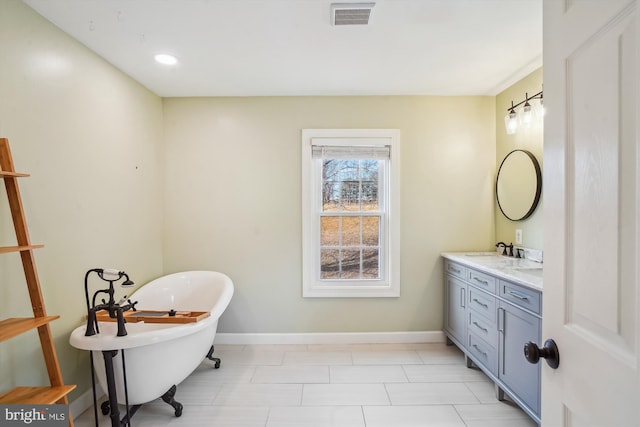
[206,345,221,369]
[161,385,183,417]
[99,401,142,425]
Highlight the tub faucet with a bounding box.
[84,268,136,337]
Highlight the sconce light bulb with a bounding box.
[520,101,533,128]
[535,98,546,118]
[505,109,518,135]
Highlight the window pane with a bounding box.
[339,160,358,211]
[340,180,359,211]
[321,217,340,246]
[322,160,340,212]
[362,216,379,246]
[362,249,380,279]
[340,159,359,181]
[341,216,360,246]
[322,158,381,213]
[320,249,340,279]
[322,182,339,212]
[361,159,379,210]
[322,159,340,181]
[341,249,361,279]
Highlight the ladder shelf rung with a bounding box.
[0,316,60,342]
[0,171,29,178]
[0,385,76,404]
[0,244,44,254]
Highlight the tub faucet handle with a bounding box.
[85,309,97,336]
[116,307,128,337]
[120,299,138,313]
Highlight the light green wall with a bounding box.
[163,96,496,333]
[0,0,164,401]
[495,68,544,249]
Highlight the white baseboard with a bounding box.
[214,330,445,345]
[70,387,104,421]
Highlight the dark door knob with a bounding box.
[524,339,560,369]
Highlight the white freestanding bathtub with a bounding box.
[70,271,233,410]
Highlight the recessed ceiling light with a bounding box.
[154,53,178,66]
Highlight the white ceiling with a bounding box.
[22,0,542,98]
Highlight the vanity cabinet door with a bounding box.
[444,275,467,345]
[498,300,541,416]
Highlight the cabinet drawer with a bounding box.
[444,260,466,280]
[469,310,497,348]
[468,286,496,322]
[468,269,496,293]
[468,333,497,376]
[500,281,541,315]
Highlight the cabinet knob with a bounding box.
[524,339,560,369]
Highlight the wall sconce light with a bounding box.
[504,89,544,135]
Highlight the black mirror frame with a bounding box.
[496,149,542,221]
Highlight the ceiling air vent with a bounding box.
[331,3,375,26]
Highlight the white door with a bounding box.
[543,0,639,425]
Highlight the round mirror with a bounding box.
[496,149,542,221]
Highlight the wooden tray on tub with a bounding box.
[95,310,210,324]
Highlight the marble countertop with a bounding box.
[441,252,543,292]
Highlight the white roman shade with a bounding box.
[311,144,390,160]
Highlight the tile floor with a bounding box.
[74,343,537,427]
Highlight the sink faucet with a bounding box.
[495,242,514,257]
[506,243,514,257]
[496,242,507,255]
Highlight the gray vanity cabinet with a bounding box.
[444,261,467,346]
[443,257,542,424]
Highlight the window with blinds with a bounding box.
[302,130,400,298]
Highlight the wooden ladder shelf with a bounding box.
[0,138,75,425]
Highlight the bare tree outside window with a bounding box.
[320,158,381,280]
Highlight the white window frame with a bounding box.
[302,129,400,298]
